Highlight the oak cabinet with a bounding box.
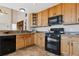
[34,33,45,48]
[34,33,40,47]
[36,3,79,26]
[48,7,55,17]
[48,4,62,17]
[37,9,48,26]
[41,9,48,26]
[24,34,34,47]
[53,4,62,16]
[61,35,79,56]
[16,39,25,50]
[71,42,79,56]
[61,36,70,55]
[25,38,32,47]
[16,35,25,50]
[70,37,79,56]
[62,3,76,24]
[77,3,79,23]
[16,34,34,50]
[37,12,42,26]
[29,13,38,27]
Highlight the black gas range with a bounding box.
[45,28,64,55]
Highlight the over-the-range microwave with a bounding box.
[48,15,63,26]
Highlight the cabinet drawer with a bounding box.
[16,35,24,39]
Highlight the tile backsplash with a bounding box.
[32,24,79,32]
[0,23,12,30]
[64,24,79,32]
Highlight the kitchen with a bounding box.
[0,3,79,56]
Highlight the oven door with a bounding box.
[45,33,60,55]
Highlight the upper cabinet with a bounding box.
[37,12,42,26]
[62,3,76,24]
[30,3,79,28]
[41,9,48,26]
[77,3,79,23]
[48,7,55,17]
[30,9,48,27]
[54,4,62,16]
[29,13,38,27]
[48,4,62,17]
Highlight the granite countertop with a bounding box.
[0,30,35,36]
[0,30,45,36]
[62,32,79,37]
[0,33,34,36]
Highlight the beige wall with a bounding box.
[0,6,11,24]
[0,5,26,30]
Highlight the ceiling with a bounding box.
[0,3,58,13]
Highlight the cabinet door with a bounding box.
[48,7,55,17]
[39,33,45,48]
[41,9,48,26]
[25,38,31,47]
[62,3,76,24]
[54,4,62,16]
[16,38,25,50]
[71,42,79,56]
[34,33,40,46]
[48,4,62,17]
[34,33,38,45]
[70,37,79,56]
[61,36,70,55]
[77,3,79,23]
[24,34,34,47]
[37,12,42,26]
[30,34,34,45]
[34,33,45,48]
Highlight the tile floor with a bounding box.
[7,46,56,56]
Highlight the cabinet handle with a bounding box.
[71,42,73,56]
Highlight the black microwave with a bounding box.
[48,15,63,26]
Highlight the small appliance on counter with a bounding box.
[45,28,64,55]
[48,15,63,26]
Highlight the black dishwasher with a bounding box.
[0,35,16,56]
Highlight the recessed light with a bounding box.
[19,8,25,12]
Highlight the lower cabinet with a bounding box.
[61,36,70,55]
[24,34,34,47]
[16,33,45,50]
[16,38,25,50]
[70,37,79,56]
[16,34,34,50]
[34,33,45,48]
[61,35,79,56]
[71,42,79,56]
